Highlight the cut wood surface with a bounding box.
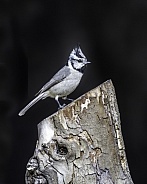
[25,80,134,184]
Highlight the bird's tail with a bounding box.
[18,92,48,116]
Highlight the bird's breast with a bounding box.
[49,70,83,98]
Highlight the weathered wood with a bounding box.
[25,80,134,184]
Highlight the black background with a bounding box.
[0,0,147,183]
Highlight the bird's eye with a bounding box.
[78,59,83,62]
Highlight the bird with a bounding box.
[18,45,90,116]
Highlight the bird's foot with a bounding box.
[62,97,74,102]
[58,103,66,110]
[66,98,74,102]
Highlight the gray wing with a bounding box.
[36,66,71,95]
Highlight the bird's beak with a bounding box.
[85,61,91,64]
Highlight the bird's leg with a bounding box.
[55,96,66,109]
[62,96,74,102]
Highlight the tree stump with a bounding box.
[25,80,134,184]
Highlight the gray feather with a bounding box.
[18,92,48,116]
[36,66,71,95]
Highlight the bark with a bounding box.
[25,80,134,184]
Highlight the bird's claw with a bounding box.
[58,103,66,110]
[67,98,73,102]
[62,97,74,102]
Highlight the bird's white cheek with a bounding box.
[74,63,84,69]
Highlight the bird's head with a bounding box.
[67,45,90,73]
